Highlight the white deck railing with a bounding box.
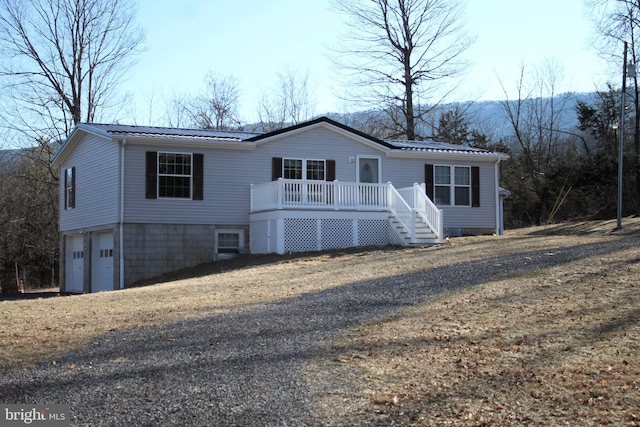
[251,179,388,211]
[250,179,443,243]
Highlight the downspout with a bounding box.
[495,158,502,236]
[119,138,126,288]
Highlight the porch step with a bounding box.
[388,217,440,246]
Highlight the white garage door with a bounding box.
[66,235,84,293]
[92,232,114,292]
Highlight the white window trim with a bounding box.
[356,155,382,183]
[157,151,193,200]
[215,229,245,258]
[282,158,326,181]
[453,165,472,207]
[434,164,451,206]
[434,164,472,207]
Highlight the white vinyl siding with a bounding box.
[123,127,383,224]
[383,158,498,231]
[89,124,498,232]
[126,145,248,224]
[59,134,119,231]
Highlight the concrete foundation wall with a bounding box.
[123,223,248,286]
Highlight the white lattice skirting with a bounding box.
[249,210,398,254]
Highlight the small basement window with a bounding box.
[215,230,244,260]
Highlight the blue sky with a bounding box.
[121,0,612,124]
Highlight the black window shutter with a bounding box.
[425,164,434,200]
[471,166,480,207]
[326,160,336,181]
[64,169,68,210]
[193,153,204,200]
[146,151,157,199]
[70,167,76,208]
[272,157,283,181]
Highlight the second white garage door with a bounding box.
[92,231,114,292]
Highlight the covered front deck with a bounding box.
[249,179,443,254]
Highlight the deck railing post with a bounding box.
[410,209,417,244]
[333,180,339,210]
[413,183,421,210]
[277,178,283,210]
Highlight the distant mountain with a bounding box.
[459,92,598,140]
[0,148,24,164]
[324,91,600,143]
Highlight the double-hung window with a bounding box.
[282,158,326,180]
[433,165,472,206]
[454,166,471,206]
[158,152,192,198]
[434,165,451,205]
[146,151,203,200]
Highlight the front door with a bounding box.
[358,157,381,206]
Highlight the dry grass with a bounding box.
[309,220,640,426]
[1,218,639,425]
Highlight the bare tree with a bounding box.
[588,0,640,214]
[256,68,316,131]
[167,73,241,130]
[0,0,143,288]
[0,0,145,143]
[0,147,58,286]
[331,0,474,140]
[197,73,241,130]
[498,61,576,224]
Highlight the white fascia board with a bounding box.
[253,122,391,153]
[387,150,510,162]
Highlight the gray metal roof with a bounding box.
[85,123,260,141]
[76,121,507,158]
[387,139,496,155]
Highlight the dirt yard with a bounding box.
[1,218,639,425]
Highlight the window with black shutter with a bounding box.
[146,151,203,200]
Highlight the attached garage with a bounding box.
[91,231,114,292]
[65,234,84,293]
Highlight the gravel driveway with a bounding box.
[1,238,637,426]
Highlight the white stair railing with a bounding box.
[398,183,443,243]
[387,183,417,244]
